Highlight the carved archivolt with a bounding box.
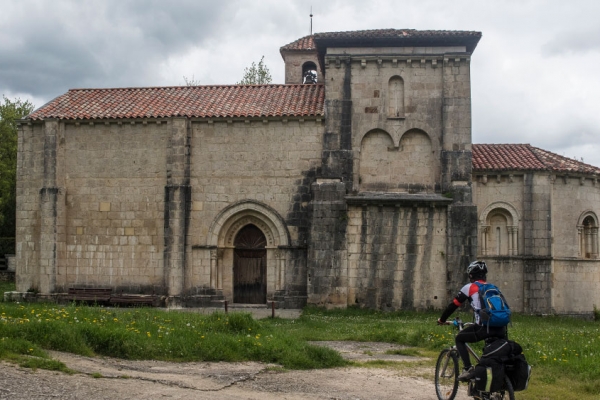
[577,210,598,227]
[479,201,520,226]
[207,200,290,248]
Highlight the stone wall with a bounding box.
[16,123,47,292]
[473,172,600,315]
[483,258,525,312]
[346,204,447,310]
[64,121,168,293]
[17,117,324,305]
[553,259,600,315]
[551,175,600,258]
[186,118,323,304]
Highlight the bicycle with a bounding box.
[434,317,515,400]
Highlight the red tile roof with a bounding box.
[472,144,600,174]
[26,84,325,120]
[280,35,316,51]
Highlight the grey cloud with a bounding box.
[0,0,232,99]
[541,29,600,56]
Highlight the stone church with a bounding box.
[14,29,600,317]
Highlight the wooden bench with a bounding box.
[62,287,113,304]
[109,294,159,307]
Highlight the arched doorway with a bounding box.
[233,224,267,303]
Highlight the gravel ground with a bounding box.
[0,342,470,400]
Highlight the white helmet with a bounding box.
[467,260,488,276]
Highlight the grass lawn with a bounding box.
[1,281,598,399]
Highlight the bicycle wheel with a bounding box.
[435,348,459,400]
[489,376,515,400]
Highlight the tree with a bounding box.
[237,56,272,85]
[0,96,34,255]
[183,75,201,86]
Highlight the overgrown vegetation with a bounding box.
[0,288,598,399]
[0,96,34,256]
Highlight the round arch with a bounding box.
[479,201,520,225]
[207,200,290,248]
[577,210,599,227]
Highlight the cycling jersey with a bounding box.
[439,279,486,325]
[452,280,486,324]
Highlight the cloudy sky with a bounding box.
[2,0,600,166]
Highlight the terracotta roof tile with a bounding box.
[26,84,325,121]
[472,144,600,174]
[280,35,316,51]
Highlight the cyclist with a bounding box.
[437,260,507,381]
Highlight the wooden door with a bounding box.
[233,224,267,304]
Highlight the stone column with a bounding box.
[510,226,519,255]
[577,226,583,257]
[210,249,217,289]
[481,226,489,256]
[217,248,224,290]
[592,227,598,258]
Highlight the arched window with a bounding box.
[302,62,318,84]
[479,203,519,256]
[578,213,598,259]
[388,76,404,118]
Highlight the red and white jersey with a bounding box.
[452,280,485,324]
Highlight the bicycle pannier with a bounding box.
[473,358,506,393]
[505,353,532,391]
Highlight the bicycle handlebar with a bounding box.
[438,317,473,331]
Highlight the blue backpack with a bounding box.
[474,282,511,328]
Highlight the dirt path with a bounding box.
[0,342,470,399]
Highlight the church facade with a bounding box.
[14,29,600,316]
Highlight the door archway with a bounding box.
[233,224,267,304]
